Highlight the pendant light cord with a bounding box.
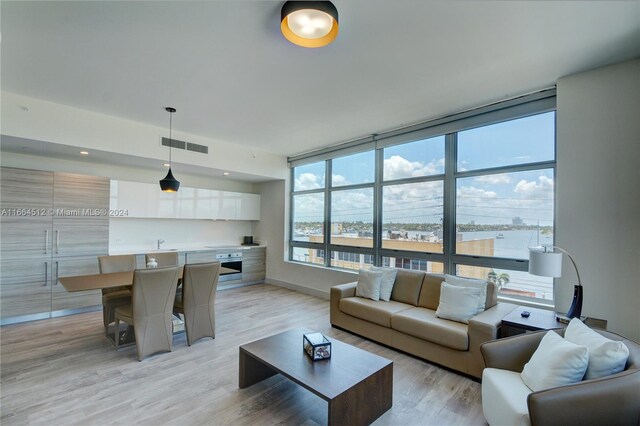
[169,110,173,166]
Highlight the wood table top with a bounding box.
[239,328,393,401]
[59,266,237,292]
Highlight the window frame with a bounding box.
[289,90,556,305]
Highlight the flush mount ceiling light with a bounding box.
[281,1,338,48]
[159,107,181,192]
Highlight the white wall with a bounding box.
[556,59,640,341]
[109,218,251,252]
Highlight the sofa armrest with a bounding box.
[528,369,640,426]
[468,302,518,350]
[481,330,548,372]
[330,282,357,325]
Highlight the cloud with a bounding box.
[383,155,444,180]
[294,172,323,191]
[474,174,511,184]
[331,174,350,186]
[514,175,554,199]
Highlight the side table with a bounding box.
[500,306,567,338]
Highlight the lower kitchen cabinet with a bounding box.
[51,256,102,312]
[0,255,104,324]
[242,247,266,284]
[0,258,52,319]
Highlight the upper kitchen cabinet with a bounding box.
[235,192,261,221]
[110,180,260,220]
[0,168,54,259]
[52,173,110,256]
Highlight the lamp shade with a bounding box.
[528,248,563,277]
[281,1,339,48]
[159,168,180,192]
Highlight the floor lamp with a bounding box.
[528,246,583,322]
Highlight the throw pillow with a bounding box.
[564,318,629,379]
[444,274,488,314]
[355,269,384,301]
[520,331,589,392]
[370,266,398,302]
[435,282,483,324]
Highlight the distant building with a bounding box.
[512,216,524,226]
[470,220,475,225]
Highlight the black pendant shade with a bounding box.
[160,106,180,192]
[159,168,180,192]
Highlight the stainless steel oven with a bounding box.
[216,252,242,282]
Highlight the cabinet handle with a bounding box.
[54,261,59,285]
[44,262,48,286]
[44,230,49,254]
[55,230,60,254]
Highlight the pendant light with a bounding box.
[159,107,181,192]
[281,1,339,48]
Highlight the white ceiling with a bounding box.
[2,1,639,158]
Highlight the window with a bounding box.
[289,92,556,305]
[382,181,443,252]
[331,188,374,248]
[456,169,554,259]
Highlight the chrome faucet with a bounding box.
[157,239,165,250]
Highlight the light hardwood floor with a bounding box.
[1,284,485,425]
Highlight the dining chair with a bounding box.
[145,251,179,267]
[98,254,136,329]
[173,262,221,346]
[114,266,180,361]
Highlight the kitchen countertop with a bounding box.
[109,244,266,256]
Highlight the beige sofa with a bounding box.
[330,269,518,378]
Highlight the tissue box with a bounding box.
[303,332,331,361]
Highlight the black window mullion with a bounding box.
[443,133,457,274]
[324,159,331,267]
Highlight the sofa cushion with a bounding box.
[391,307,469,350]
[390,269,425,306]
[564,318,629,379]
[445,274,487,314]
[370,266,398,302]
[435,282,483,324]
[482,368,532,426]
[355,269,384,301]
[417,273,444,310]
[339,297,413,328]
[521,330,589,392]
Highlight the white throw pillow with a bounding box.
[444,274,487,314]
[435,282,483,324]
[370,266,398,302]
[520,331,589,392]
[355,269,384,301]
[564,318,629,380]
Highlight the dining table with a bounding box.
[58,266,237,292]
[58,265,236,346]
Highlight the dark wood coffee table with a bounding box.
[239,328,393,426]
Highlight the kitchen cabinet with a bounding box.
[242,247,266,283]
[0,258,51,319]
[0,167,109,324]
[0,168,54,259]
[51,256,102,312]
[110,180,260,220]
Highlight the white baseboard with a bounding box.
[265,278,330,300]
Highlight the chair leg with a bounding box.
[114,318,120,350]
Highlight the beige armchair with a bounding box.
[114,266,180,361]
[98,254,136,329]
[480,328,640,426]
[174,262,221,345]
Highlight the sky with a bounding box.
[293,112,555,227]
